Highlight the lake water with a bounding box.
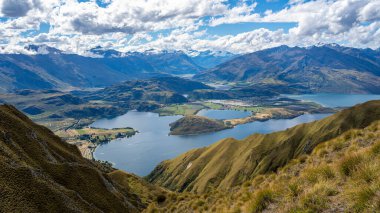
[92,111,330,176]
[196,109,251,119]
[284,93,380,107]
[91,93,380,176]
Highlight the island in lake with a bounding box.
[169,115,231,135]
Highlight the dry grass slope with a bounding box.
[147,100,380,193]
[145,113,380,212]
[0,104,166,212]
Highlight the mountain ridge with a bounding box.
[194,44,380,94]
[147,100,380,193]
[0,104,167,212]
[0,46,211,92]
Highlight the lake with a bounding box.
[92,111,330,176]
[92,93,380,176]
[284,93,380,107]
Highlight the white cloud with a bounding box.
[209,2,259,26]
[0,0,379,55]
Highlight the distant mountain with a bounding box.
[189,50,237,69]
[0,45,206,92]
[127,50,204,74]
[0,45,159,92]
[91,47,205,74]
[194,45,380,94]
[85,76,212,111]
[91,47,236,70]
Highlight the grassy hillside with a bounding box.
[0,104,167,212]
[145,119,380,212]
[147,100,380,193]
[1,100,379,212]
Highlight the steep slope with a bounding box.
[0,104,166,212]
[148,120,380,212]
[194,45,380,94]
[147,100,380,193]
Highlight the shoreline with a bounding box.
[58,127,138,160]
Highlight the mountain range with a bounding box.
[0,45,234,93]
[194,44,380,94]
[1,44,379,94]
[188,50,237,69]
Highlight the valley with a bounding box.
[0,72,378,177]
[2,0,380,211]
[1,99,379,212]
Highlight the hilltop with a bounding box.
[0,104,168,212]
[169,115,231,135]
[147,100,380,193]
[194,45,380,94]
[85,76,211,110]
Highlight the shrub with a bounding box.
[300,191,328,212]
[298,155,308,164]
[288,181,302,197]
[366,132,375,139]
[195,200,205,207]
[349,185,378,211]
[371,142,380,155]
[303,165,335,183]
[299,184,333,212]
[248,189,275,213]
[252,175,265,186]
[156,194,166,204]
[243,181,252,187]
[332,139,346,151]
[318,148,329,157]
[338,154,363,177]
[354,163,378,183]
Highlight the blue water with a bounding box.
[92,111,330,176]
[196,109,251,120]
[284,93,380,107]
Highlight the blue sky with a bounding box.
[0,0,379,55]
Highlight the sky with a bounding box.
[0,0,379,55]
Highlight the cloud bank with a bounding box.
[0,0,379,55]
